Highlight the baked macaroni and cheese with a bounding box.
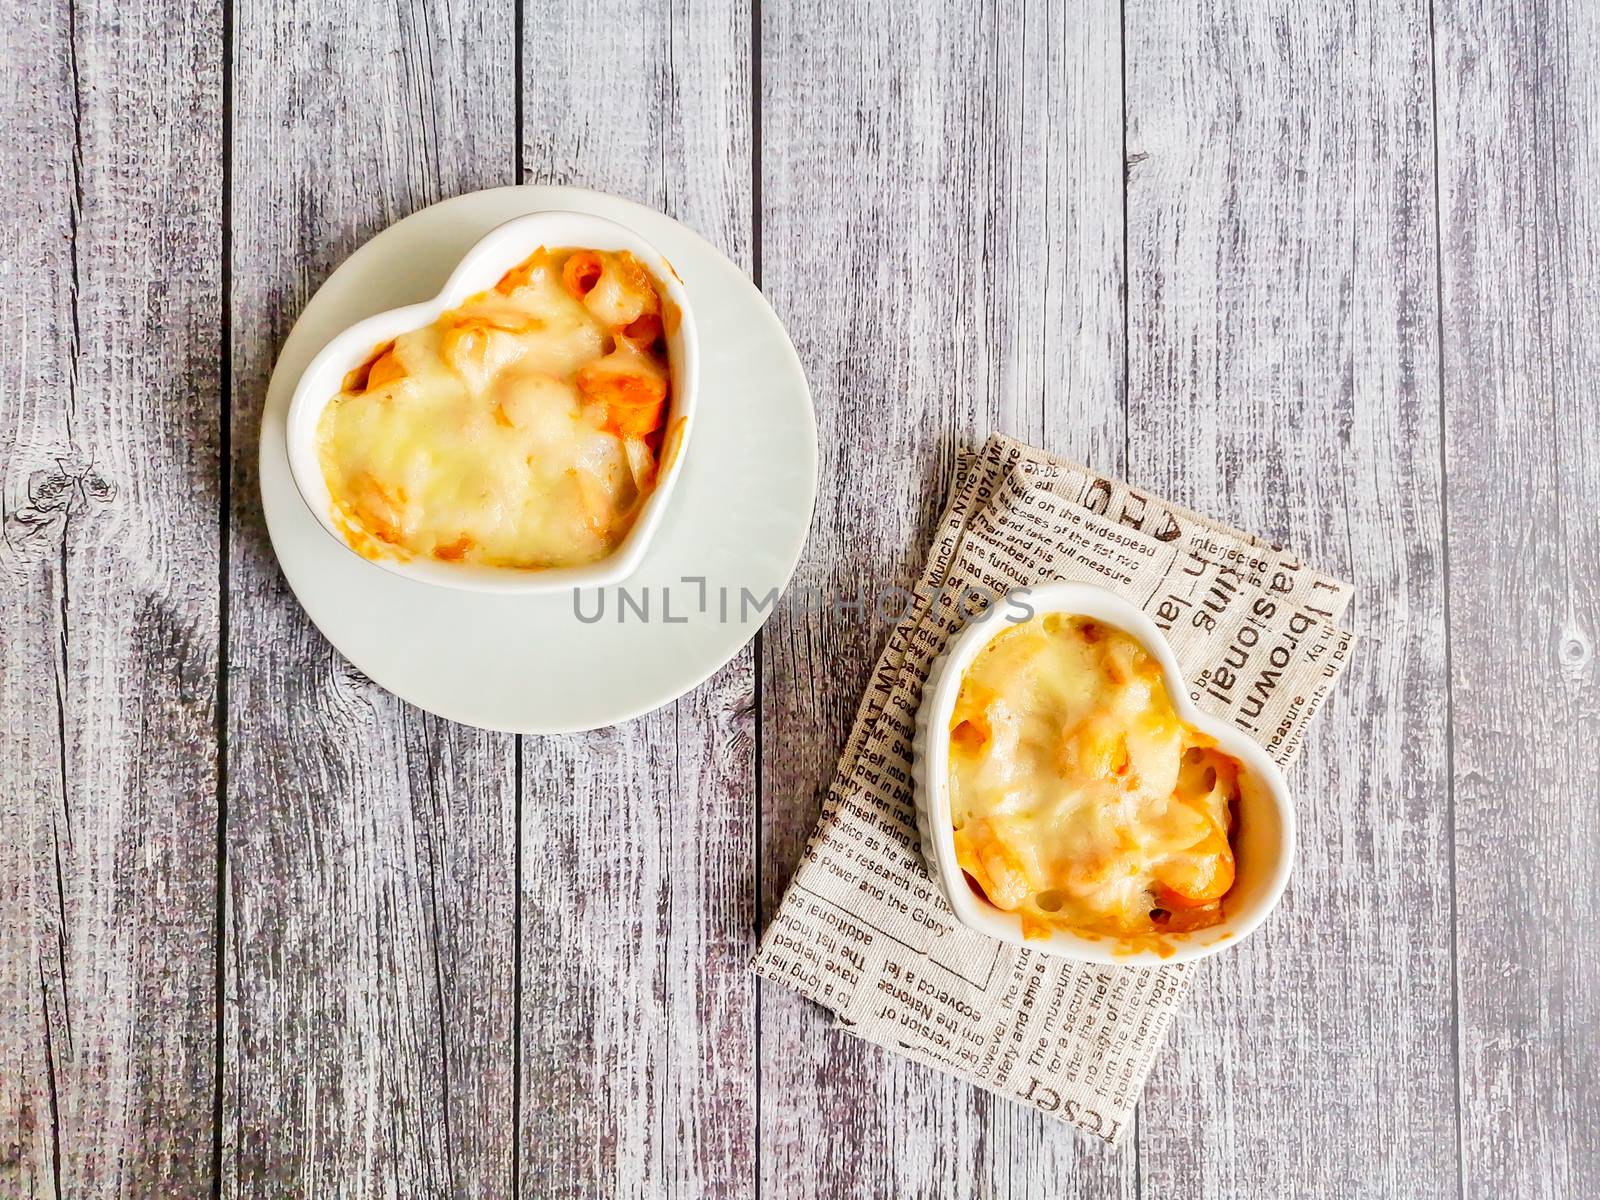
[947,613,1241,940]
[317,246,677,568]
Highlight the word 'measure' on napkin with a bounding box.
[752,433,1356,1143]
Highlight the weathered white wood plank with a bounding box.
[518,663,756,1198]
[757,2,1134,1195]
[0,0,222,1195]
[0,5,78,1193]
[223,1,518,1194]
[0,2,1588,1195]
[1434,1,1600,1195]
[516,2,757,1197]
[1123,1,1458,1195]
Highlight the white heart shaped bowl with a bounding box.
[911,581,1296,966]
[285,209,699,594]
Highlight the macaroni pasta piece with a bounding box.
[947,613,1241,939]
[317,246,675,568]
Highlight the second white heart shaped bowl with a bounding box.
[284,209,700,594]
[910,582,1296,966]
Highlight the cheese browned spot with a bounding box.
[317,247,673,569]
[947,613,1241,939]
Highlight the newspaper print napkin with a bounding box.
[753,433,1356,1143]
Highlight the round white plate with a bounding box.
[259,186,817,733]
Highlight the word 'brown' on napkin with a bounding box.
[753,433,1356,1143]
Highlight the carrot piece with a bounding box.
[432,535,474,562]
[342,340,397,392]
[950,685,996,754]
[951,719,988,753]
[1155,883,1207,910]
[496,257,537,295]
[366,348,406,389]
[1152,830,1235,906]
[1151,900,1223,931]
[609,398,668,439]
[575,360,668,438]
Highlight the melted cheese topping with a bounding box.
[317,246,674,568]
[947,613,1241,940]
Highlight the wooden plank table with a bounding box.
[3,1,1595,1195]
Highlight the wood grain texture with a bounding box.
[2,0,1597,1195]
[1123,1,1459,1195]
[1433,1,1600,1195]
[223,1,517,1194]
[518,665,757,1199]
[517,2,757,1196]
[0,3,76,1191]
[0,0,222,1195]
[756,2,1134,1196]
